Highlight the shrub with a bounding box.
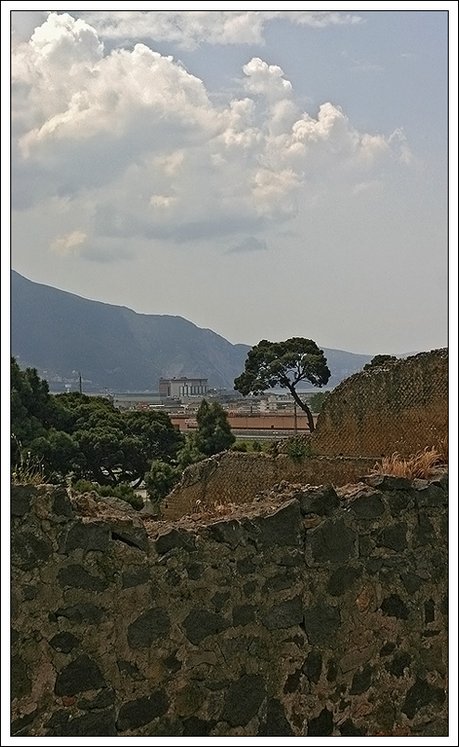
[72,479,143,510]
[231,442,248,452]
[285,436,311,463]
[251,440,262,452]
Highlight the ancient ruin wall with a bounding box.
[162,452,374,520]
[11,478,448,737]
[312,349,448,458]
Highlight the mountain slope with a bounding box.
[11,271,371,391]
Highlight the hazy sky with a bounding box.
[9,4,451,355]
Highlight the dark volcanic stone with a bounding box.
[244,581,257,596]
[283,668,302,693]
[340,718,366,736]
[78,689,115,711]
[309,519,357,564]
[414,484,447,507]
[414,513,436,546]
[52,490,74,517]
[183,608,229,644]
[11,709,37,736]
[207,519,245,549]
[262,596,303,630]
[252,500,302,546]
[65,522,110,552]
[350,665,372,694]
[402,678,445,720]
[299,485,339,516]
[401,572,423,593]
[327,565,362,595]
[49,632,80,653]
[303,603,340,644]
[364,474,411,491]
[425,599,435,624]
[237,556,256,574]
[307,707,333,736]
[58,564,109,591]
[222,674,266,727]
[182,716,214,736]
[380,594,409,619]
[233,604,256,626]
[127,608,170,648]
[327,659,338,681]
[11,486,34,516]
[13,531,53,570]
[117,691,168,731]
[379,641,396,656]
[117,660,144,680]
[121,566,150,588]
[348,493,385,519]
[164,653,182,673]
[11,654,31,699]
[386,652,411,677]
[262,573,292,592]
[111,524,149,552]
[23,586,38,600]
[212,591,230,611]
[259,698,294,736]
[302,650,322,683]
[54,654,106,696]
[54,603,104,625]
[58,709,116,736]
[155,528,196,554]
[377,523,408,552]
[186,562,203,579]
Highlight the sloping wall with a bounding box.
[312,349,448,457]
[11,476,448,737]
[162,453,374,520]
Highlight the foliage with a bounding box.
[307,391,330,414]
[251,440,262,452]
[370,447,443,479]
[234,338,330,432]
[145,460,180,503]
[285,436,311,463]
[11,359,184,493]
[195,399,235,456]
[72,479,143,510]
[176,434,206,469]
[231,442,248,452]
[364,354,397,371]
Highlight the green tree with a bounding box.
[363,354,397,371]
[234,338,330,433]
[308,391,330,414]
[145,459,180,504]
[195,399,235,456]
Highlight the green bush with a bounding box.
[73,479,143,510]
[251,440,262,452]
[285,436,311,463]
[231,442,248,452]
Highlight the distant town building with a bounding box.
[159,377,208,399]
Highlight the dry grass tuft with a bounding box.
[370,447,444,480]
[11,451,45,486]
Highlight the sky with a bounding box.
[6,3,455,356]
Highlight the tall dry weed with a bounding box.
[371,447,443,480]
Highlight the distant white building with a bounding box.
[159,377,208,399]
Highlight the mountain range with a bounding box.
[11,271,372,392]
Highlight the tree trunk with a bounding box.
[287,385,315,433]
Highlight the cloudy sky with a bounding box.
[8,4,451,355]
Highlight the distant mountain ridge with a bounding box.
[11,271,372,391]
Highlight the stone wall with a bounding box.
[162,452,374,521]
[11,477,448,737]
[312,349,448,458]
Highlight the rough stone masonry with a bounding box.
[11,473,448,736]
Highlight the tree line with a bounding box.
[11,358,234,507]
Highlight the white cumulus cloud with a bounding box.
[12,13,409,252]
